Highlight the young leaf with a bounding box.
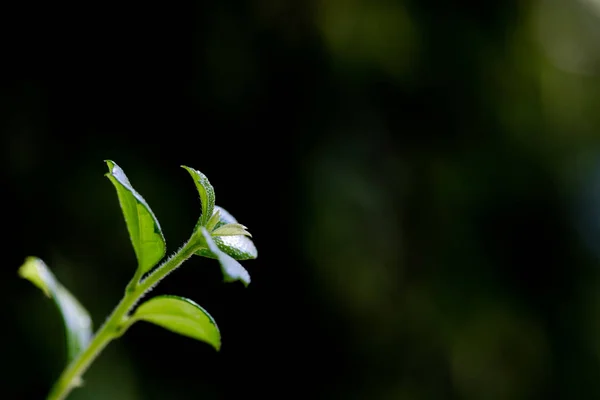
[196,206,257,260]
[212,223,251,237]
[201,227,251,286]
[182,166,215,227]
[205,208,221,232]
[18,257,93,361]
[130,295,221,350]
[105,160,166,274]
[213,205,240,227]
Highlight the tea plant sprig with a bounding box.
[18,160,257,400]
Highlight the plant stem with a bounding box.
[46,238,202,400]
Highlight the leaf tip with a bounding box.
[104,160,118,179]
[18,256,52,298]
[226,276,251,288]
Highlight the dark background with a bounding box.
[5,0,600,399]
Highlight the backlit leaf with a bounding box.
[105,160,166,274]
[196,206,257,260]
[131,295,220,350]
[201,227,251,286]
[182,166,215,228]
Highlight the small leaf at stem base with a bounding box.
[18,257,93,361]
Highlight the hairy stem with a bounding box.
[46,238,202,400]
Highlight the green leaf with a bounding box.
[18,257,93,361]
[212,223,251,237]
[131,295,220,350]
[182,166,215,228]
[201,227,251,286]
[196,206,258,260]
[105,160,166,274]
